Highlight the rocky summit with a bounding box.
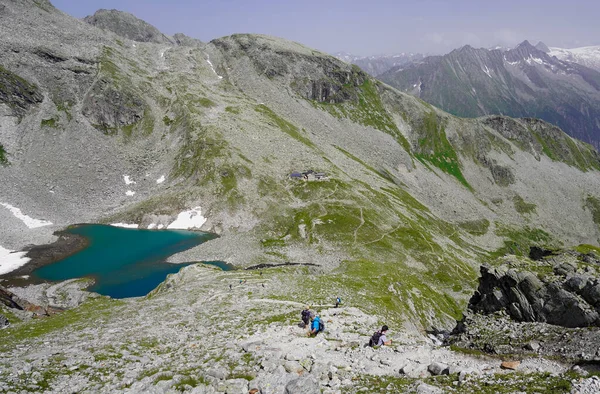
[2,0,600,393]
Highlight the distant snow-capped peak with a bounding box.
[549,45,600,71]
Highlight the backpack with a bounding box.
[318,320,325,332]
[369,331,382,347]
[301,309,311,320]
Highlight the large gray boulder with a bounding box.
[283,374,319,394]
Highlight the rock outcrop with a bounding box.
[84,9,174,44]
[0,313,8,328]
[469,256,600,328]
[81,77,146,132]
[0,65,43,117]
[450,250,600,362]
[0,285,62,316]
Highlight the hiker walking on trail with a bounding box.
[308,313,324,337]
[369,325,392,346]
[335,297,341,308]
[301,306,311,328]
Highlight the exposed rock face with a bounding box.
[0,285,62,316]
[469,262,600,328]
[84,9,174,44]
[0,65,43,117]
[173,33,204,48]
[212,34,368,104]
[81,77,146,132]
[0,286,22,310]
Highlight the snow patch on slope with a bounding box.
[110,223,139,229]
[0,245,30,275]
[482,64,492,78]
[1,203,52,228]
[123,175,136,185]
[206,55,223,79]
[167,207,207,229]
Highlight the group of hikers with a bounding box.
[300,304,392,346]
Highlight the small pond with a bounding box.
[32,224,227,298]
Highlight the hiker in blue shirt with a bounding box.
[308,313,324,337]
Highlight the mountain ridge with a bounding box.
[379,40,600,149]
[333,51,425,76]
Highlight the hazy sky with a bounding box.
[51,0,600,56]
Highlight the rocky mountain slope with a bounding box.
[379,40,600,149]
[2,1,600,392]
[2,0,600,329]
[334,52,425,76]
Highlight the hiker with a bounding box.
[229,284,232,290]
[308,313,324,337]
[335,297,341,308]
[369,325,392,347]
[301,306,311,328]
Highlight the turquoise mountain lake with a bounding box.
[32,224,221,299]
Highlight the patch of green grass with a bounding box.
[492,224,556,258]
[532,128,600,172]
[458,219,490,236]
[162,115,174,126]
[513,195,536,215]
[197,97,216,108]
[586,195,600,227]
[0,297,123,351]
[414,111,471,189]
[574,244,600,255]
[255,104,316,149]
[173,376,205,390]
[56,102,73,121]
[313,79,411,152]
[41,117,58,128]
[99,46,120,81]
[172,125,229,181]
[261,238,286,247]
[263,310,298,325]
[141,106,155,135]
[0,143,7,165]
[352,374,413,392]
[225,106,240,114]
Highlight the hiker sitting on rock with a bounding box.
[308,313,324,337]
[369,325,392,347]
[301,306,311,328]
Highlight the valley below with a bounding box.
[2,0,600,393]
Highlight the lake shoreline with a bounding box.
[0,228,89,285]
